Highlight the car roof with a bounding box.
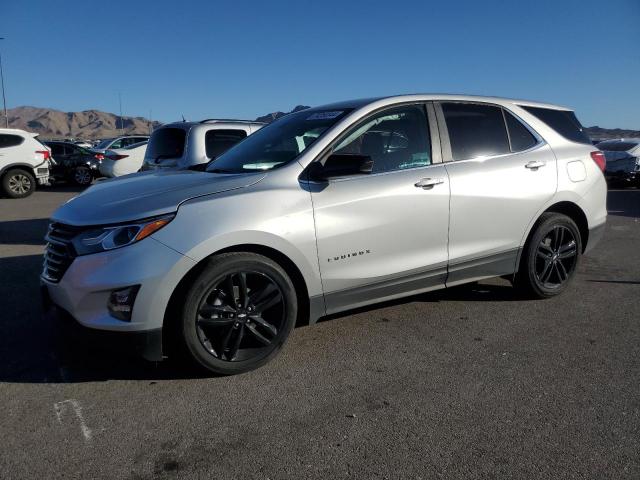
[0,128,38,136]
[159,119,265,129]
[311,94,573,112]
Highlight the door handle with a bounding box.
[414,177,444,189]
[525,160,546,170]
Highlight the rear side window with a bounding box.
[521,106,590,145]
[442,103,510,160]
[504,111,538,152]
[147,127,186,160]
[49,144,65,156]
[205,129,247,159]
[0,134,24,148]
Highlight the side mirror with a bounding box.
[308,154,373,181]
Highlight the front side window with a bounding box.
[0,134,24,148]
[205,129,247,159]
[207,109,352,173]
[332,104,431,173]
[442,103,510,161]
[49,144,65,156]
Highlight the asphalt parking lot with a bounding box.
[1,185,639,479]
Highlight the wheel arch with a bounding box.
[0,163,36,178]
[516,199,589,277]
[162,243,316,358]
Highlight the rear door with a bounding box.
[310,103,450,314]
[437,101,557,285]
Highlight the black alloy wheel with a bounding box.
[515,212,582,298]
[196,271,285,362]
[180,252,297,375]
[534,225,578,288]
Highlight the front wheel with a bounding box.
[180,252,297,375]
[515,212,582,298]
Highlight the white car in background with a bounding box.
[92,135,149,155]
[99,141,148,178]
[0,128,51,198]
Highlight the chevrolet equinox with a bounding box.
[41,95,607,375]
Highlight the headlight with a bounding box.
[71,214,174,255]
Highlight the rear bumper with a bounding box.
[42,285,163,361]
[585,221,606,254]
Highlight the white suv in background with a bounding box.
[0,129,51,198]
[142,119,264,171]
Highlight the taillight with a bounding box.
[106,154,129,161]
[590,151,606,172]
[95,153,105,161]
[36,150,51,160]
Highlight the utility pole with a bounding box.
[118,92,123,135]
[0,37,8,128]
[148,109,152,134]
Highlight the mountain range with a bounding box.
[3,105,637,141]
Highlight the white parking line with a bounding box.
[53,399,92,443]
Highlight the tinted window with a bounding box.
[207,109,351,173]
[0,134,24,148]
[442,103,510,160]
[521,106,590,145]
[504,111,537,152]
[49,144,65,156]
[205,129,247,159]
[333,104,431,173]
[596,141,638,152]
[95,138,114,149]
[147,127,186,160]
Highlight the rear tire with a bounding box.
[515,212,582,298]
[72,166,93,186]
[2,168,36,198]
[180,252,297,375]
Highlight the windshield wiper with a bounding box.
[208,168,237,174]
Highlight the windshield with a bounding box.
[95,138,114,149]
[206,109,352,173]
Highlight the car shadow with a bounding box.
[0,218,50,245]
[607,188,640,218]
[0,251,521,384]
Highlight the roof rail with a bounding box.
[199,118,263,124]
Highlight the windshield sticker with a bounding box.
[306,111,344,121]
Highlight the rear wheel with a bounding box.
[180,253,297,375]
[2,168,36,198]
[515,213,582,298]
[72,166,93,186]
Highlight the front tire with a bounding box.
[2,168,36,198]
[180,253,297,375]
[515,212,582,298]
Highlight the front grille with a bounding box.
[42,222,81,283]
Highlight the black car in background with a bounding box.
[45,141,102,186]
[596,139,640,188]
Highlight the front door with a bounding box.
[309,103,450,314]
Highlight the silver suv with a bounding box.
[141,119,264,171]
[42,95,607,375]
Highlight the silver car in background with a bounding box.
[142,119,264,171]
[41,94,607,375]
[596,138,640,187]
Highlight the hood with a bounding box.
[52,169,266,226]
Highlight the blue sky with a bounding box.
[1,0,639,128]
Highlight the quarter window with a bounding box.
[0,134,24,148]
[333,104,431,173]
[205,130,248,159]
[442,103,510,161]
[504,111,537,152]
[521,106,591,145]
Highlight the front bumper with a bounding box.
[41,236,197,357]
[42,290,163,361]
